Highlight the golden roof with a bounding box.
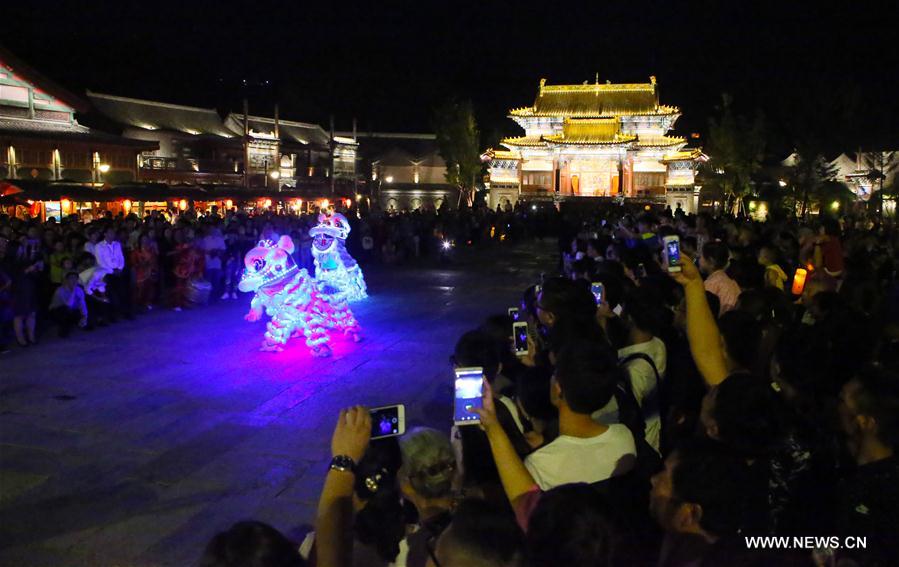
[544,117,635,145]
[501,135,545,147]
[510,76,680,118]
[635,135,686,148]
[486,149,519,160]
[661,148,708,162]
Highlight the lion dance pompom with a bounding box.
[239,236,361,356]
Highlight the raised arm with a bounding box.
[670,255,729,387]
[473,381,538,503]
[315,406,371,567]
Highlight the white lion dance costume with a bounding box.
[310,212,368,302]
[239,236,361,356]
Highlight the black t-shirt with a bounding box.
[837,455,899,567]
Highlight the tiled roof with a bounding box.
[0,116,158,148]
[635,135,686,148]
[662,148,708,162]
[501,135,545,147]
[88,91,235,137]
[0,116,89,134]
[510,77,679,118]
[544,117,635,145]
[224,114,330,146]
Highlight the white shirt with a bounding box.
[592,337,667,453]
[94,240,125,271]
[524,424,636,490]
[202,233,227,270]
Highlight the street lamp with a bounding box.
[98,163,110,185]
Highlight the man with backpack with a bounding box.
[593,288,667,454]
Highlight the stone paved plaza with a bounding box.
[0,241,554,566]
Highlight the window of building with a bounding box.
[0,84,29,103]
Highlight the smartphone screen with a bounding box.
[454,368,484,424]
[508,307,520,322]
[513,322,528,355]
[665,237,681,272]
[590,282,604,305]
[370,404,405,439]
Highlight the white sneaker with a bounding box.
[231,292,238,299]
[220,292,230,300]
[173,306,182,312]
[146,305,153,311]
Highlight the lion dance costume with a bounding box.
[239,236,361,356]
[310,212,368,302]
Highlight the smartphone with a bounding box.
[370,404,406,439]
[513,321,529,356]
[508,307,520,322]
[590,282,604,305]
[791,268,808,295]
[663,235,682,273]
[453,367,484,425]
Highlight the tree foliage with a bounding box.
[786,144,841,217]
[863,151,899,210]
[701,94,766,214]
[433,99,483,206]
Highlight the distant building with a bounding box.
[0,48,156,188]
[341,131,457,212]
[783,151,898,206]
[484,76,706,213]
[88,92,357,193]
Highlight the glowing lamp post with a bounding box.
[98,163,110,185]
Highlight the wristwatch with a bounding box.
[329,455,356,473]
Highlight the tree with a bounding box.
[433,99,483,208]
[701,94,766,215]
[862,151,899,218]
[786,144,840,218]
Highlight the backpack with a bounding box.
[615,352,662,479]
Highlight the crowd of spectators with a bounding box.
[199,205,897,567]
[4,201,898,566]
[0,202,553,352]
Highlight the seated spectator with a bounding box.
[427,499,523,567]
[596,287,668,453]
[200,521,305,567]
[700,241,741,315]
[524,340,636,489]
[48,271,88,338]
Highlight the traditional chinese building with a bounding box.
[341,131,457,212]
[0,47,156,187]
[87,91,357,192]
[485,76,705,212]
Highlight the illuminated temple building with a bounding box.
[485,76,706,212]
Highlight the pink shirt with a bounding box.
[704,269,741,315]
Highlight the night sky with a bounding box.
[6,1,898,154]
